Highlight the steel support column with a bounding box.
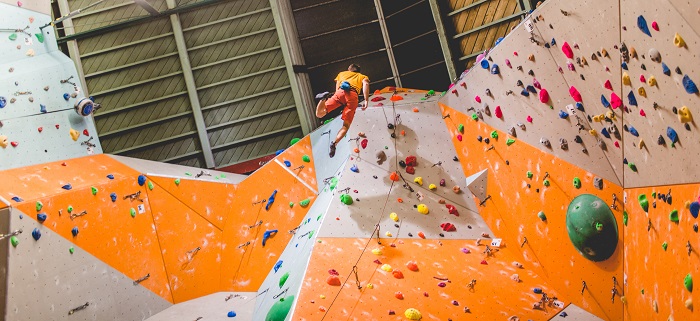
[373,0,402,88]
[428,0,457,81]
[165,0,215,168]
[55,0,90,97]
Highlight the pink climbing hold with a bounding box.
[17,1,22,7]
[475,96,481,103]
[569,86,582,103]
[651,21,659,31]
[561,42,574,59]
[494,106,503,118]
[640,109,646,117]
[604,80,613,91]
[513,51,518,56]
[610,92,622,109]
[505,59,512,68]
[457,134,463,142]
[639,75,646,83]
[526,115,533,123]
[539,89,550,103]
[532,78,541,89]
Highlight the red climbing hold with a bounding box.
[406,166,415,174]
[394,292,404,300]
[494,106,503,118]
[561,42,574,59]
[371,96,385,102]
[417,231,426,239]
[390,172,400,181]
[326,275,341,286]
[361,139,368,149]
[610,92,622,109]
[37,127,43,133]
[328,269,339,275]
[569,86,582,103]
[614,141,620,148]
[539,89,550,103]
[440,222,456,232]
[83,129,89,136]
[405,156,417,167]
[406,261,419,272]
[480,260,488,265]
[10,141,18,147]
[651,21,659,31]
[639,75,646,83]
[445,204,459,216]
[526,115,533,123]
[392,270,404,279]
[55,124,60,129]
[604,80,613,90]
[474,96,481,103]
[640,109,646,117]
[457,135,463,142]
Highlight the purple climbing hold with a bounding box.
[691,202,700,219]
[62,184,72,190]
[490,64,500,75]
[526,85,537,94]
[560,311,568,317]
[637,15,651,37]
[683,75,698,94]
[71,227,79,237]
[32,228,41,241]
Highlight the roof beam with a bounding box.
[373,0,401,87]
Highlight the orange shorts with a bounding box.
[325,88,359,124]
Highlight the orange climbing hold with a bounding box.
[406,261,419,272]
[390,95,403,102]
[326,275,341,286]
[412,107,419,112]
[417,231,426,239]
[394,291,404,300]
[397,198,403,203]
[392,270,404,279]
[390,172,400,181]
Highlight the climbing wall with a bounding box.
[147,292,257,321]
[0,3,102,170]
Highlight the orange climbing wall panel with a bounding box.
[0,154,139,203]
[14,177,172,302]
[147,175,237,230]
[293,238,565,320]
[625,185,700,321]
[220,161,316,292]
[440,103,624,320]
[147,184,222,303]
[276,135,317,193]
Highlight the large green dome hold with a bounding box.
[265,295,295,321]
[566,194,619,262]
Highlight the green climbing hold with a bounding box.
[130,208,136,217]
[308,230,314,239]
[302,155,311,163]
[35,33,44,43]
[185,172,192,176]
[384,146,389,149]
[662,242,668,251]
[527,171,533,179]
[573,177,581,189]
[669,209,679,222]
[543,179,550,187]
[299,199,310,207]
[420,97,427,101]
[8,33,16,41]
[506,138,516,146]
[685,273,693,292]
[323,118,334,124]
[471,114,478,120]
[330,177,338,191]
[623,211,628,226]
[36,201,43,211]
[69,246,75,254]
[340,194,353,205]
[265,295,294,321]
[317,214,322,221]
[490,130,498,139]
[174,178,181,186]
[427,90,435,95]
[628,162,637,172]
[566,194,619,262]
[458,124,464,133]
[10,236,18,247]
[652,192,656,198]
[148,181,154,190]
[538,211,547,221]
[91,186,98,195]
[638,194,649,212]
[279,272,290,288]
[290,138,301,146]
[641,288,645,294]
[67,206,73,213]
[289,202,294,208]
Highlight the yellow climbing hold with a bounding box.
[417,204,429,214]
[678,106,693,123]
[385,231,393,237]
[674,33,686,48]
[589,129,598,137]
[367,283,374,289]
[404,308,422,320]
[648,75,657,87]
[639,139,646,149]
[320,295,326,299]
[685,298,693,311]
[371,248,383,255]
[622,72,631,86]
[413,177,423,186]
[428,183,437,190]
[638,87,647,98]
[69,129,80,141]
[380,264,393,272]
[390,212,399,222]
[592,114,602,122]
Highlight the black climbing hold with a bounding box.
[399,160,406,168]
[582,148,588,154]
[544,43,551,48]
[640,64,646,70]
[505,160,510,165]
[528,70,535,76]
[652,201,657,209]
[657,135,665,145]
[694,224,698,233]
[549,24,553,29]
[623,158,628,165]
[685,123,691,131]
[390,133,396,138]
[623,124,629,132]
[413,205,417,208]
[527,184,531,188]
[355,198,359,201]
[587,115,593,122]
[675,67,682,75]
[408,233,413,237]
[580,74,585,80]
[673,107,678,114]
[484,138,490,144]
[574,135,583,143]
[667,195,672,205]
[536,189,540,193]
[439,233,445,237]
[453,156,459,161]
[387,123,394,129]
[373,175,378,179]
[477,136,483,142]
[394,224,399,228]
[516,80,523,87]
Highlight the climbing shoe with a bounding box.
[329,142,336,158]
[315,91,331,100]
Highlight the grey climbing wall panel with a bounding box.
[109,155,247,184]
[147,292,256,321]
[439,18,622,186]
[533,0,624,185]
[4,207,171,321]
[0,0,49,14]
[550,304,604,321]
[252,174,336,321]
[620,0,700,187]
[0,206,9,319]
[309,117,351,192]
[0,3,102,170]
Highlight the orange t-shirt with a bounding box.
[335,71,368,93]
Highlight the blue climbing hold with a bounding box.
[520,88,530,97]
[262,229,278,247]
[558,110,569,119]
[37,213,47,222]
[274,260,283,273]
[0,96,6,108]
[227,311,237,318]
[40,104,47,113]
[690,202,700,219]
[629,126,639,137]
[667,127,679,144]
[621,62,628,70]
[662,63,671,76]
[533,288,543,294]
[526,85,537,93]
[107,174,114,179]
[110,193,117,202]
[560,312,568,317]
[11,196,22,202]
[682,75,698,94]
[32,228,41,240]
[490,64,499,75]
[265,190,278,211]
[275,149,285,156]
[601,95,611,108]
[495,37,504,46]
[283,160,291,167]
[63,93,70,101]
[637,15,651,37]
[137,175,146,186]
[480,59,490,69]
[62,184,72,190]
[71,227,79,237]
[551,38,556,46]
[601,128,610,139]
[627,91,638,106]
[351,164,359,173]
[575,102,584,112]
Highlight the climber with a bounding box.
[315,63,370,158]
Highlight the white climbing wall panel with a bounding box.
[0,206,9,319]
[0,0,50,15]
[4,208,171,321]
[620,0,700,187]
[309,117,351,192]
[147,292,257,321]
[0,3,103,170]
[440,23,622,185]
[109,155,247,184]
